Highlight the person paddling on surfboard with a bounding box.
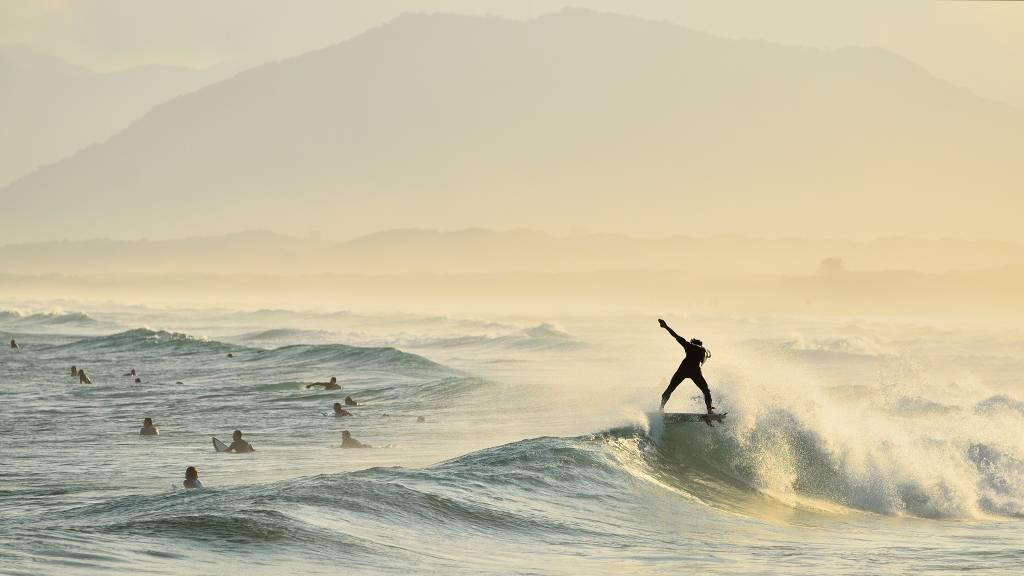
[306,376,341,390]
[224,429,255,453]
[658,318,715,414]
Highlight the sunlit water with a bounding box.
[1,306,1022,574]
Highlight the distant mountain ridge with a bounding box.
[2,9,1021,241]
[0,229,1019,276]
[0,44,242,187]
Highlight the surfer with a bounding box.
[344,395,357,406]
[134,377,142,383]
[306,376,341,390]
[140,417,160,435]
[78,368,92,384]
[10,338,17,349]
[224,429,255,453]
[123,368,137,377]
[657,318,715,414]
[332,402,353,416]
[340,430,370,448]
[71,365,77,377]
[183,466,202,489]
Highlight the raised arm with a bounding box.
[657,318,686,346]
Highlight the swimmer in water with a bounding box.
[224,429,255,453]
[71,365,78,377]
[123,368,137,377]
[344,395,357,406]
[183,466,202,489]
[416,416,426,423]
[140,417,159,435]
[134,377,142,383]
[332,402,352,416]
[340,430,370,448]
[78,368,92,384]
[10,338,17,349]
[306,376,341,390]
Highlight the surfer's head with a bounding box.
[333,402,342,411]
[185,466,198,480]
[690,338,703,347]
[233,429,242,441]
[330,377,337,385]
[143,417,153,426]
[341,430,351,439]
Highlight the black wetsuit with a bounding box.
[661,337,712,411]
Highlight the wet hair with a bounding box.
[690,338,711,365]
[233,429,242,439]
[333,402,342,409]
[185,466,198,480]
[341,430,351,438]
[143,417,153,425]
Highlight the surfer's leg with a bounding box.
[661,370,687,409]
[692,372,713,413]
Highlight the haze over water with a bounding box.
[2,2,1023,574]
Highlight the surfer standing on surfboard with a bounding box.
[658,319,715,414]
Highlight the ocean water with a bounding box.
[1,306,1022,575]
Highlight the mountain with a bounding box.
[0,229,1019,276]
[0,44,242,186]
[1,9,1021,242]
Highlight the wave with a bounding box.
[245,343,452,376]
[230,328,337,346]
[779,335,889,356]
[399,323,583,351]
[975,394,1024,417]
[0,309,101,327]
[638,395,1024,519]
[51,328,242,355]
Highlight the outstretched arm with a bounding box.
[657,318,686,346]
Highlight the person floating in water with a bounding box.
[306,376,341,390]
[183,466,202,489]
[332,402,353,416]
[140,417,160,435]
[78,368,92,384]
[71,365,77,377]
[123,368,137,377]
[658,318,714,414]
[9,338,17,349]
[340,430,370,448]
[224,429,255,453]
[344,395,357,406]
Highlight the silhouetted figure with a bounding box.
[78,368,92,384]
[344,396,357,406]
[183,466,202,489]
[134,377,142,383]
[224,429,254,453]
[332,402,352,416]
[340,430,370,448]
[10,338,17,349]
[657,319,714,414]
[124,368,137,377]
[227,353,234,358]
[71,365,78,377]
[306,376,341,390]
[140,417,159,436]
[416,416,426,423]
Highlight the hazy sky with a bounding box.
[3,0,1024,107]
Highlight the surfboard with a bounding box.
[663,412,728,427]
[212,436,229,452]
